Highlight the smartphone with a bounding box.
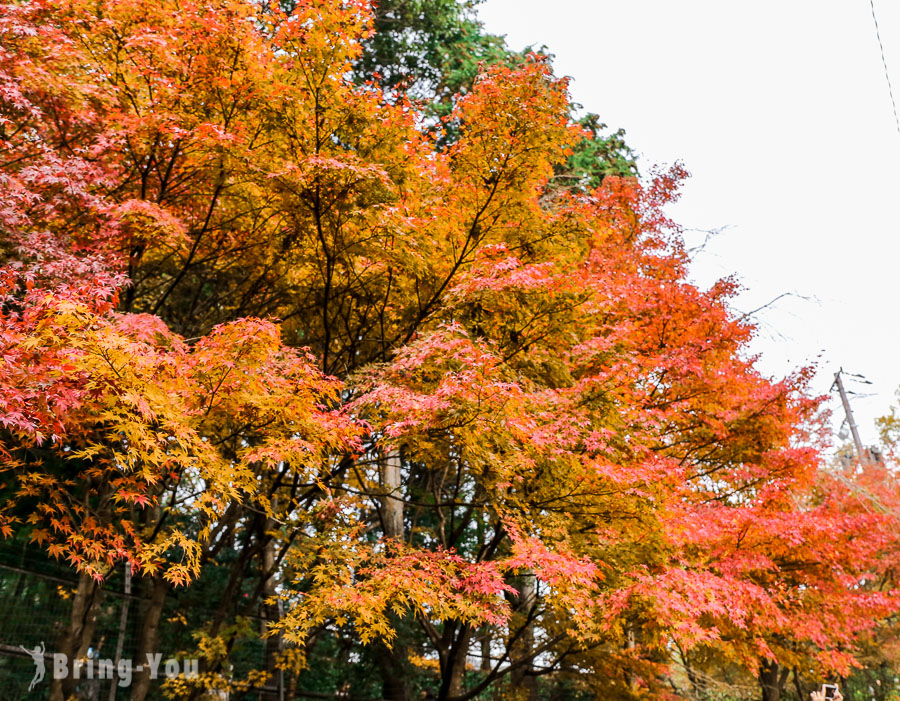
[823,684,838,700]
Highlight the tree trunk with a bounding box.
[108,564,132,701]
[377,450,408,701]
[260,512,283,701]
[130,577,169,701]
[373,639,410,701]
[51,573,102,701]
[444,625,472,699]
[480,627,492,673]
[509,573,538,701]
[792,668,806,701]
[759,661,789,701]
[381,449,403,540]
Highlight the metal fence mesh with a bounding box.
[0,541,269,701]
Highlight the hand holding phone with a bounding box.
[811,684,842,701]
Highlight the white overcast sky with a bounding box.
[479,0,900,447]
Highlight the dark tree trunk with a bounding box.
[51,573,103,701]
[793,668,807,701]
[509,573,538,701]
[129,577,169,701]
[759,661,789,701]
[479,626,492,673]
[374,639,410,701]
[445,625,472,699]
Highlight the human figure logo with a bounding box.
[20,642,45,692]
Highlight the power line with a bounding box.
[867,0,900,137]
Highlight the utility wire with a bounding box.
[867,0,900,137]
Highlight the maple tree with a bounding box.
[1,0,898,699]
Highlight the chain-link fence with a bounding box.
[0,542,273,701]
[0,542,143,700]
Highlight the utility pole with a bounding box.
[833,369,867,463]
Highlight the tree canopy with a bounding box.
[0,1,897,700]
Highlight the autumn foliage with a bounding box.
[1,0,898,699]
